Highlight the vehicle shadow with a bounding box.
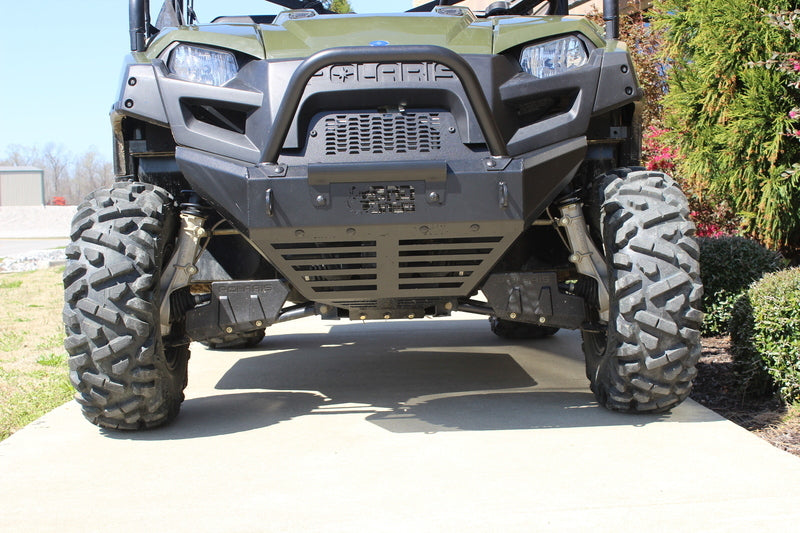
[109,319,716,440]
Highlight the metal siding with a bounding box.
[0,169,44,206]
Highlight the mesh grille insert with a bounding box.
[324,113,442,155]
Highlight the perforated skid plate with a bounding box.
[257,222,519,311]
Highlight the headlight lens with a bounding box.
[520,36,588,79]
[168,44,238,86]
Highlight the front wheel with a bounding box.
[583,169,703,413]
[63,182,189,430]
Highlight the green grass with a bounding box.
[36,333,65,351]
[36,352,67,367]
[0,268,72,442]
[0,331,25,352]
[0,375,73,441]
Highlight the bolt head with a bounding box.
[408,314,415,319]
[509,312,517,320]
[225,327,234,334]
[255,320,263,327]
[428,191,440,202]
[538,316,547,324]
[384,314,391,320]
[359,314,367,321]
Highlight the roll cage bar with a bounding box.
[129,0,619,52]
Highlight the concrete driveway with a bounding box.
[2,315,799,531]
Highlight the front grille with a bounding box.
[323,112,442,155]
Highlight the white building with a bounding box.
[0,167,45,206]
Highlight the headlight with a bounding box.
[168,44,238,86]
[520,36,588,79]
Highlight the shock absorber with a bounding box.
[556,198,611,322]
[158,193,209,336]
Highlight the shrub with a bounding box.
[653,0,800,251]
[699,236,784,335]
[730,268,800,403]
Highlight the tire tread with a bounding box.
[63,182,189,430]
[583,169,703,413]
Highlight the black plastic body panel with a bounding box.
[185,280,290,340]
[116,44,637,165]
[482,272,586,329]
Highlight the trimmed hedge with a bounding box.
[730,268,800,403]
[699,236,783,335]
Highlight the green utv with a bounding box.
[63,0,703,429]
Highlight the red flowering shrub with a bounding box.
[643,126,677,173]
[689,201,740,238]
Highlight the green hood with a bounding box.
[145,12,605,61]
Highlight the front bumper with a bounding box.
[176,136,586,308]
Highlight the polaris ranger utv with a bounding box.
[63,0,703,429]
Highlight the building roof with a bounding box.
[0,167,44,173]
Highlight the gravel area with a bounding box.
[693,336,800,457]
[0,249,67,273]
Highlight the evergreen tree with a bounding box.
[654,0,800,253]
[324,0,352,13]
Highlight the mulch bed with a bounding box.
[692,336,800,457]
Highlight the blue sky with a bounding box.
[0,0,412,162]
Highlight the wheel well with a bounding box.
[114,117,189,198]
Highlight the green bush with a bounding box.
[699,236,784,335]
[654,0,800,251]
[730,268,800,403]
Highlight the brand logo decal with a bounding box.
[312,63,455,84]
[330,65,356,82]
[369,40,389,47]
